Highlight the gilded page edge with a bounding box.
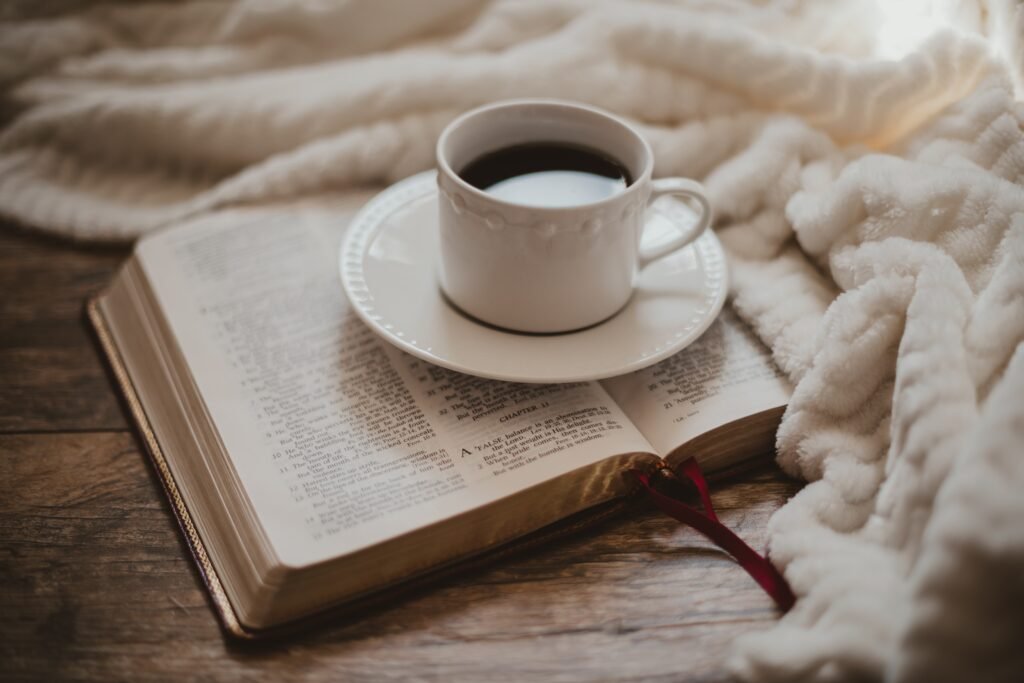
[87,297,251,639]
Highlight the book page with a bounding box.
[600,308,791,458]
[137,206,653,568]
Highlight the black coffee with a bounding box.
[459,142,632,208]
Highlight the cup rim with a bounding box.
[435,98,654,213]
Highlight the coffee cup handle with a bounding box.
[638,178,712,268]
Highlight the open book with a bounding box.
[89,202,790,638]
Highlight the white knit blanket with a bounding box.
[3,1,1023,680]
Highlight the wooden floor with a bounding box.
[0,225,803,682]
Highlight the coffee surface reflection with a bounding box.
[459,142,632,208]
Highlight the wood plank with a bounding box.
[0,227,129,432]
[0,431,800,682]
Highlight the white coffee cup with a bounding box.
[436,99,711,334]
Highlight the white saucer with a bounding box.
[340,171,727,383]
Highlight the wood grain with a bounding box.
[0,225,804,682]
[0,229,128,432]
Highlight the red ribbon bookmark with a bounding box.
[632,459,795,612]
